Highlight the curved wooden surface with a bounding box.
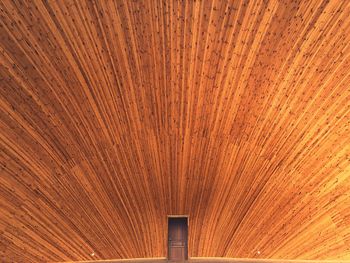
[0,0,350,262]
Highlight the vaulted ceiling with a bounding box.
[0,0,350,262]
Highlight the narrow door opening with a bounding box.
[168,216,188,261]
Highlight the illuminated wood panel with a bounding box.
[0,0,349,262]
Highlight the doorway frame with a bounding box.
[167,215,189,261]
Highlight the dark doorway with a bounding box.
[168,216,188,261]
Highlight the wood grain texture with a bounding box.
[58,258,350,263]
[0,0,350,262]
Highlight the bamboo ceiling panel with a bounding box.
[0,0,350,262]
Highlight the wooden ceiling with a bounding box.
[0,0,350,262]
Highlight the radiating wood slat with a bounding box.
[0,0,349,262]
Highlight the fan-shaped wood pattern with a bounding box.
[1,0,350,262]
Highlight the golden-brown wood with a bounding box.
[0,0,349,262]
[58,259,350,263]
